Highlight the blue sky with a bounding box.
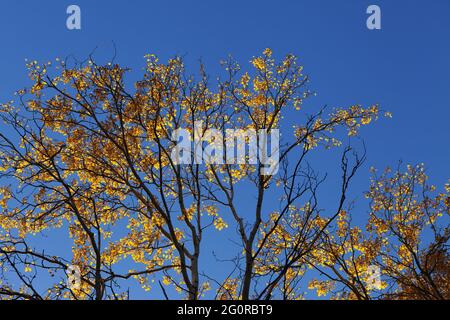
[0,0,449,299]
[1,0,449,183]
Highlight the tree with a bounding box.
[307,164,449,300]
[1,49,442,300]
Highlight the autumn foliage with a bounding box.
[0,49,448,300]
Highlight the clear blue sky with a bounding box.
[0,0,449,299]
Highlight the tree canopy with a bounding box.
[0,49,448,300]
